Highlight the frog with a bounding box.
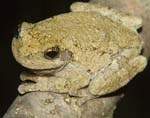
[12,2,147,99]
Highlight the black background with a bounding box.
[0,0,150,117]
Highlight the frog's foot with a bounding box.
[89,55,147,96]
[69,88,98,106]
[77,95,97,106]
[69,87,96,97]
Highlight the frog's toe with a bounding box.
[20,71,38,82]
[18,83,40,94]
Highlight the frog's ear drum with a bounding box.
[60,49,73,62]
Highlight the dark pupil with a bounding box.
[44,47,59,59]
[46,51,58,59]
[137,27,143,33]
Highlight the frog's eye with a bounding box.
[44,46,60,59]
[137,27,143,33]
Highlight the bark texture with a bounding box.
[3,92,122,118]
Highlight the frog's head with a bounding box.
[12,22,72,75]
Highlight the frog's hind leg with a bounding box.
[88,49,147,96]
[70,2,142,31]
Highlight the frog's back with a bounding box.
[32,12,143,71]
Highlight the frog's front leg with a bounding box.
[88,50,147,96]
[18,72,61,94]
[18,63,90,95]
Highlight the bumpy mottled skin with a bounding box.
[12,2,146,101]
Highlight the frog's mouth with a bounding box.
[30,63,67,76]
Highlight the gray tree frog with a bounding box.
[12,2,147,99]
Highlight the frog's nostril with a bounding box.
[44,46,60,59]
